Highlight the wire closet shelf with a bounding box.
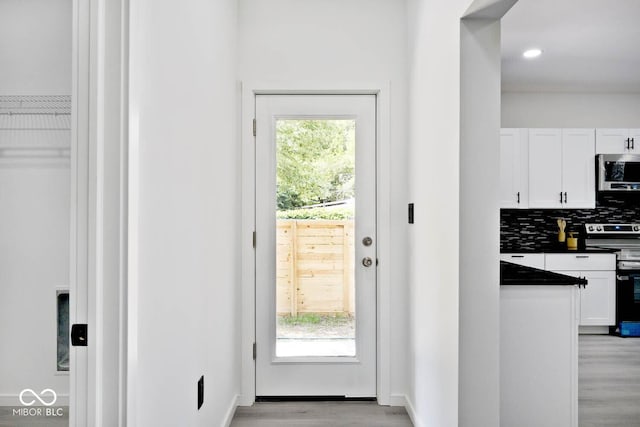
[0,96,71,159]
[0,95,71,115]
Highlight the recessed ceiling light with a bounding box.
[523,48,542,59]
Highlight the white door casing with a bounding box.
[255,94,377,397]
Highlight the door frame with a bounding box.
[71,0,129,425]
[240,81,392,405]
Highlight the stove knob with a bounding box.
[588,226,594,231]
[634,226,639,232]
[596,226,602,231]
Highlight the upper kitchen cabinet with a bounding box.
[500,128,529,208]
[562,129,596,208]
[596,129,640,154]
[528,129,562,208]
[528,128,595,209]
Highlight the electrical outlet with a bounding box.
[197,376,204,410]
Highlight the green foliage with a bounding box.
[278,313,352,326]
[276,120,355,210]
[276,207,354,220]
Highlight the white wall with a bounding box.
[502,92,640,128]
[0,0,71,95]
[238,0,410,402]
[0,164,70,404]
[406,0,480,425]
[459,16,502,427]
[128,0,239,426]
[0,0,71,407]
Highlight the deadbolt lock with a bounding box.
[362,236,373,246]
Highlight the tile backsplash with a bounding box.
[501,194,640,251]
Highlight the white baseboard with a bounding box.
[222,394,239,427]
[236,393,254,406]
[0,394,69,407]
[400,394,420,427]
[388,393,407,407]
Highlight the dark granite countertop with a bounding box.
[500,261,588,287]
[501,247,616,254]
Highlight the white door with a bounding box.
[529,128,562,208]
[561,129,595,209]
[255,94,377,397]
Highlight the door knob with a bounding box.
[362,257,373,267]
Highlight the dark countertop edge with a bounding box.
[500,261,588,287]
[501,248,616,254]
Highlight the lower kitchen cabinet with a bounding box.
[556,270,616,327]
[546,254,616,328]
[499,253,544,269]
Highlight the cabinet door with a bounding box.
[630,129,640,153]
[561,129,595,208]
[500,129,528,208]
[529,129,562,208]
[579,270,616,326]
[595,128,629,154]
[545,253,616,272]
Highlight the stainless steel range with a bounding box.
[584,223,640,325]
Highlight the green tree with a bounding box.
[276,119,355,210]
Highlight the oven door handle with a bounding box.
[617,261,640,270]
[618,275,629,281]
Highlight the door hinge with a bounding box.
[253,118,256,137]
[252,231,256,248]
[252,342,256,360]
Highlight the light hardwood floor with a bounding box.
[579,334,640,427]
[230,401,413,427]
[232,335,640,427]
[0,336,636,427]
[0,407,68,427]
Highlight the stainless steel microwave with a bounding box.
[598,154,640,191]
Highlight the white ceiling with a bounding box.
[501,0,640,93]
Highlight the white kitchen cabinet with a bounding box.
[546,253,616,328]
[562,129,596,208]
[528,129,563,208]
[579,271,616,326]
[544,253,615,271]
[596,128,640,154]
[528,128,595,209]
[500,128,528,208]
[500,253,544,269]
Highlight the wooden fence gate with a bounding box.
[276,219,355,316]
